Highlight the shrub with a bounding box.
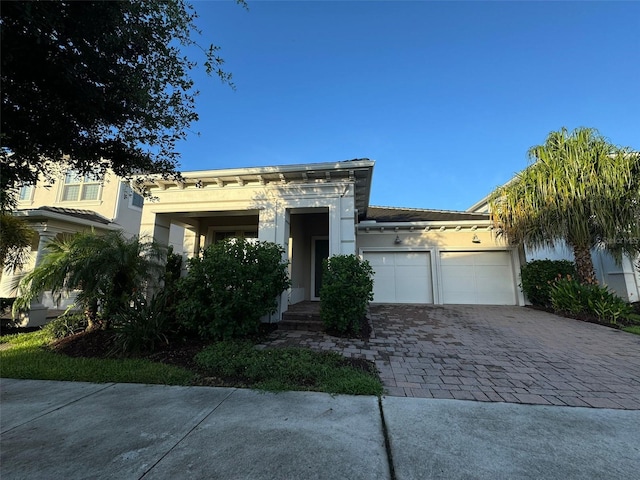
[320,255,374,335]
[176,239,290,340]
[550,278,633,324]
[520,259,576,307]
[110,292,174,354]
[195,340,383,395]
[42,312,88,339]
[164,245,183,288]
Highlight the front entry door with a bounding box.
[312,238,329,300]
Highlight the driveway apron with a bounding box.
[262,304,640,409]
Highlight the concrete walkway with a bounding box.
[262,304,640,409]
[1,379,639,479]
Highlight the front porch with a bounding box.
[138,160,374,321]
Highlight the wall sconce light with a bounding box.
[394,235,402,245]
[472,234,481,244]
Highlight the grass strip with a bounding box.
[0,330,195,385]
[196,340,383,395]
[622,325,640,335]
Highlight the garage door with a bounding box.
[440,251,516,305]
[364,252,433,303]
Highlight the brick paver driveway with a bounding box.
[262,304,640,409]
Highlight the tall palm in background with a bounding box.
[489,127,640,285]
[13,230,165,330]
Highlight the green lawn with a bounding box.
[0,331,383,396]
[622,325,640,335]
[0,330,195,385]
[196,340,383,395]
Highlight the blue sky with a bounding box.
[176,0,640,211]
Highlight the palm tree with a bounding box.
[489,127,640,285]
[13,230,166,330]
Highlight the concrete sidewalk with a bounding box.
[1,379,639,479]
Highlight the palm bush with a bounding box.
[13,230,165,329]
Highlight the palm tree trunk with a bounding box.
[85,299,99,331]
[571,243,598,285]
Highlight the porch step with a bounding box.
[279,301,323,331]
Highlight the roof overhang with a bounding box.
[13,208,118,232]
[140,159,375,218]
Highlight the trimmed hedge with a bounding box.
[320,255,373,335]
[176,239,290,340]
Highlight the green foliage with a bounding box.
[550,278,633,324]
[0,330,194,385]
[42,313,88,340]
[320,255,374,335]
[0,214,34,272]
[176,239,290,340]
[164,246,183,288]
[1,1,243,197]
[195,340,383,395]
[489,127,640,284]
[13,230,165,328]
[111,293,174,355]
[623,325,640,335]
[520,259,576,307]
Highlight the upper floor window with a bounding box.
[18,184,34,202]
[129,191,144,209]
[62,172,101,202]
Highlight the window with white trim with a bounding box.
[61,172,101,201]
[131,191,144,208]
[18,185,34,202]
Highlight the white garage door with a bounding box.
[364,252,433,303]
[440,251,516,305]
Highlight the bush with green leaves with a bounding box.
[550,278,633,324]
[520,259,576,307]
[320,255,374,335]
[111,292,175,355]
[176,239,290,340]
[42,313,88,339]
